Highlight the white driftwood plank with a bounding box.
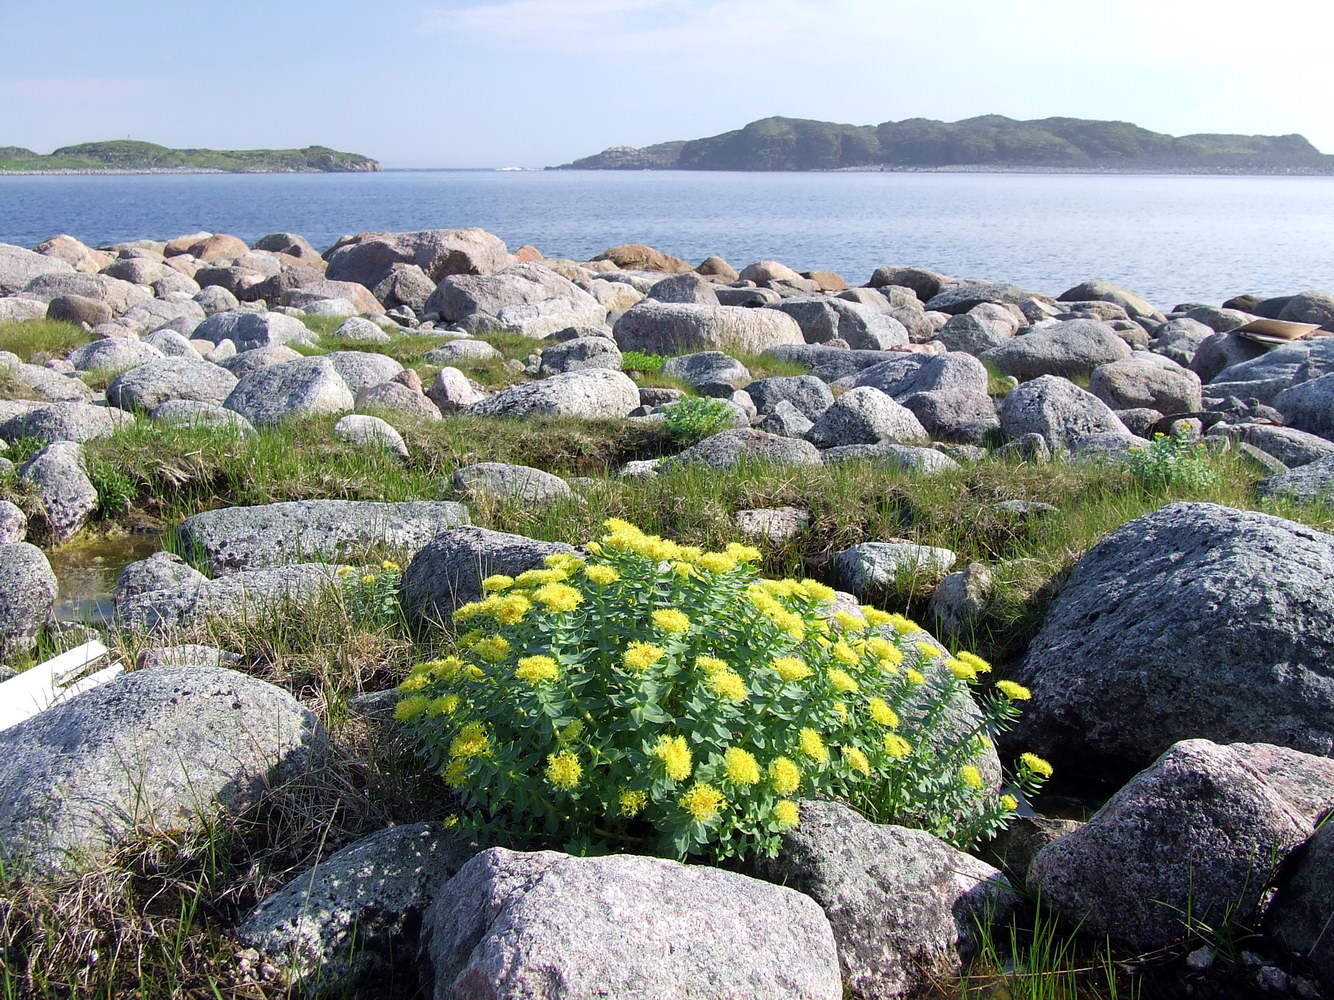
[0,641,110,732]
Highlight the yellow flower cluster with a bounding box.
[584,564,620,586]
[454,593,532,626]
[450,722,490,760]
[707,669,747,703]
[773,800,800,827]
[960,764,985,790]
[1020,753,1054,778]
[515,655,559,685]
[996,680,1031,701]
[679,782,726,821]
[623,641,666,672]
[546,750,582,790]
[772,656,812,682]
[651,609,692,633]
[868,697,899,728]
[843,746,871,776]
[723,747,761,786]
[533,583,583,613]
[769,756,801,795]
[653,735,692,781]
[798,727,829,763]
[828,667,860,694]
[883,733,913,759]
[619,789,648,816]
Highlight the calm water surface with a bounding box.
[3,170,1333,307]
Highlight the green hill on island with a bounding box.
[555,115,1334,174]
[0,140,381,173]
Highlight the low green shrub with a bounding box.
[398,520,1049,860]
[1124,427,1220,491]
[620,350,666,374]
[337,560,404,630]
[86,459,137,517]
[662,396,732,444]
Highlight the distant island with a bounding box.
[0,140,382,174]
[553,115,1334,175]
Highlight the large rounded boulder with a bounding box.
[1008,503,1334,776]
[613,301,804,355]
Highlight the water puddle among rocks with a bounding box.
[47,529,164,624]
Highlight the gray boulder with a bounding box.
[755,800,1013,999]
[1257,454,1334,506]
[116,564,343,632]
[833,542,958,594]
[426,264,595,331]
[324,351,404,394]
[490,297,607,339]
[371,264,437,313]
[1189,331,1269,383]
[538,336,622,376]
[1269,811,1334,988]
[423,339,501,365]
[1057,281,1163,322]
[854,353,990,399]
[1275,372,1334,441]
[420,847,842,1000]
[114,551,208,604]
[924,281,1031,314]
[0,542,57,658]
[805,386,929,448]
[759,399,816,437]
[3,402,134,444]
[334,414,409,459]
[0,297,49,322]
[999,375,1130,451]
[613,301,805,355]
[666,428,822,468]
[0,666,322,873]
[224,357,356,426]
[453,462,571,503]
[21,271,152,316]
[426,367,488,412]
[192,310,315,352]
[400,527,577,625]
[1090,358,1202,413]
[1009,503,1334,774]
[1030,739,1334,950]
[767,297,910,350]
[177,499,471,575]
[149,400,255,435]
[118,298,206,336]
[19,441,98,542]
[218,344,304,377]
[467,369,639,420]
[1278,289,1334,330]
[821,443,960,475]
[763,344,900,382]
[239,823,480,995]
[660,351,751,396]
[0,500,26,544]
[746,375,834,420]
[142,328,203,359]
[355,382,441,422]
[325,228,511,287]
[1212,339,1334,387]
[899,391,999,444]
[981,320,1132,379]
[1212,423,1334,468]
[47,293,112,328]
[0,242,74,295]
[645,271,720,305]
[928,563,994,635]
[3,362,95,403]
[868,265,948,301]
[332,316,391,344]
[936,312,1015,354]
[107,358,238,411]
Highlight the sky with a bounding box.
[4,0,1333,169]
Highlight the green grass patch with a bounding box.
[0,319,90,364]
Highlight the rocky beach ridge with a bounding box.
[1,226,1334,998]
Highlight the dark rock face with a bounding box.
[1009,502,1334,776]
[755,800,1014,999]
[1030,739,1334,950]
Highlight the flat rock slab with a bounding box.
[116,563,347,632]
[421,847,843,1000]
[0,665,322,874]
[177,499,472,575]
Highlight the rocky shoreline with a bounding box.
[1,226,1333,998]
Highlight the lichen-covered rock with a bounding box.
[0,666,323,873]
[114,551,208,604]
[66,338,164,373]
[107,358,238,411]
[325,228,512,287]
[614,301,805,355]
[191,310,315,352]
[224,357,355,426]
[239,823,480,996]
[1009,503,1334,775]
[0,500,26,544]
[1257,454,1334,506]
[755,800,1014,999]
[452,463,572,503]
[19,440,97,542]
[467,369,639,420]
[981,319,1132,379]
[401,527,577,625]
[667,428,822,468]
[1030,739,1334,950]
[334,414,409,458]
[2,402,134,444]
[0,542,57,658]
[420,847,842,1000]
[177,499,471,574]
[805,386,929,448]
[832,541,958,595]
[999,375,1130,451]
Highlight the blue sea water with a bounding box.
[2,169,1333,308]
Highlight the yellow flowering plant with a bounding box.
[337,560,403,628]
[397,520,1049,859]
